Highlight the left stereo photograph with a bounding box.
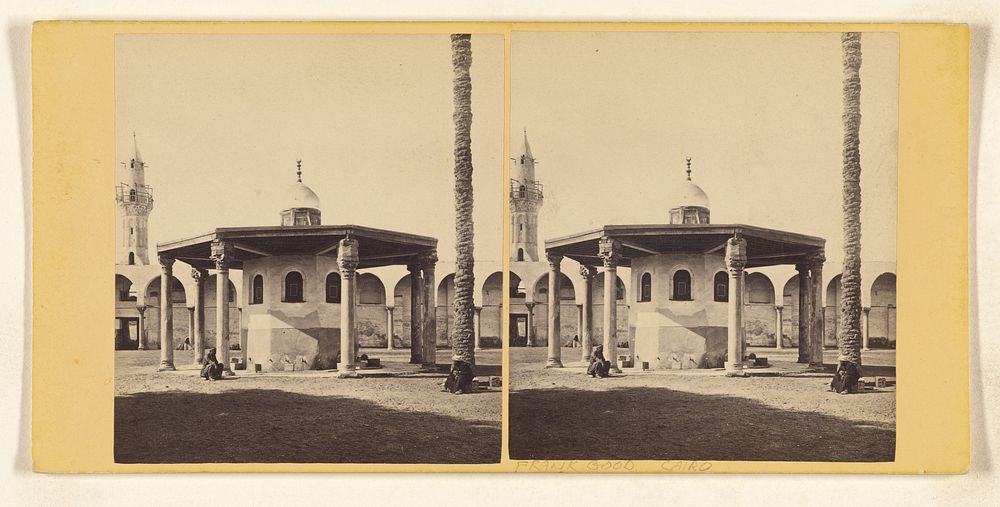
[112,33,505,464]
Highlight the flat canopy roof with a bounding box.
[157,224,437,270]
[545,224,824,269]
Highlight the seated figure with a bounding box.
[830,359,862,394]
[587,345,612,378]
[443,360,475,394]
[200,348,224,380]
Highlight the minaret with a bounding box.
[116,132,154,265]
[510,129,544,262]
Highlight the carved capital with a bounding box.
[598,237,622,269]
[579,265,597,280]
[724,237,747,275]
[774,305,783,311]
[210,239,233,271]
[190,268,208,284]
[525,302,536,311]
[795,263,810,274]
[474,306,483,314]
[337,238,360,275]
[136,305,147,315]
[545,252,563,271]
[157,254,175,273]
[862,306,871,314]
[808,251,826,269]
[418,250,438,272]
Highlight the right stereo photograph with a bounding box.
[507,31,899,462]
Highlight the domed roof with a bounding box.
[283,181,321,210]
[669,157,710,210]
[671,179,710,209]
[282,159,321,210]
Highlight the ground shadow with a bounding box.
[116,389,501,464]
[509,387,894,462]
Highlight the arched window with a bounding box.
[714,271,729,302]
[326,273,341,303]
[639,273,651,302]
[127,252,135,265]
[251,275,263,305]
[283,271,304,302]
[672,270,692,301]
[517,248,524,261]
[129,188,136,201]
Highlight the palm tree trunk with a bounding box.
[838,32,863,368]
[450,34,476,371]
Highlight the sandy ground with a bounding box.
[509,346,895,462]
[115,348,502,464]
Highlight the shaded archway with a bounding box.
[869,273,896,348]
[204,274,240,348]
[392,274,416,350]
[529,272,576,347]
[744,272,776,347]
[781,275,801,348]
[115,274,138,350]
[481,272,507,348]
[143,275,188,350]
[591,272,628,348]
[356,272,388,347]
[825,274,843,347]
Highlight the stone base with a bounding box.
[545,358,563,368]
[724,361,747,377]
[337,369,361,378]
[157,363,176,372]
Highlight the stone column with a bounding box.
[809,253,826,367]
[599,237,622,373]
[211,240,234,375]
[545,253,564,368]
[796,263,811,364]
[525,302,535,347]
[725,237,748,376]
[187,307,195,350]
[473,306,483,351]
[386,306,395,350]
[191,268,207,365]
[420,252,438,368]
[580,265,596,362]
[862,306,871,351]
[157,255,176,371]
[774,305,784,349]
[338,238,360,377]
[136,305,147,350]
[408,263,423,364]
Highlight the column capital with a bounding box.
[808,251,826,268]
[795,262,810,274]
[579,264,598,280]
[157,254,175,273]
[417,250,438,270]
[474,305,483,313]
[337,237,360,274]
[407,262,421,274]
[525,301,536,310]
[862,306,871,313]
[210,239,233,271]
[598,237,622,269]
[774,305,783,311]
[190,268,208,283]
[545,252,563,270]
[136,305,147,314]
[724,236,748,274]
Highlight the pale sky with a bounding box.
[512,31,898,264]
[117,34,504,263]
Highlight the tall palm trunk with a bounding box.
[450,34,476,369]
[838,32,863,367]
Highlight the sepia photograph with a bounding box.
[507,31,899,462]
[112,33,505,464]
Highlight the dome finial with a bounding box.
[685,156,692,181]
[296,159,302,183]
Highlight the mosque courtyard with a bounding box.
[115,348,502,464]
[509,346,896,462]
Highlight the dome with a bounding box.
[671,179,710,210]
[282,181,321,210]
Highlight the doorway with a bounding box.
[509,314,528,347]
